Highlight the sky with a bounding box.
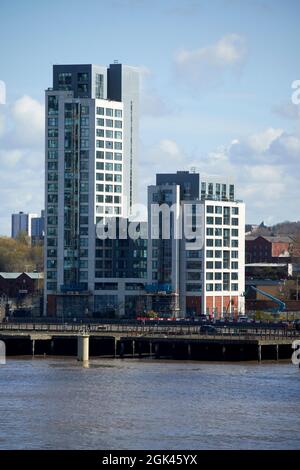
[0,0,299,235]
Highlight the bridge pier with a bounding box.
[77,334,89,362]
[258,344,262,362]
[276,344,279,361]
[187,343,192,359]
[32,339,35,357]
[132,340,135,357]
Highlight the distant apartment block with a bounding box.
[11,212,38,238]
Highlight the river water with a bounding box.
[0,357,299,449]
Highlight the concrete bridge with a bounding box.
[0,322,299,362]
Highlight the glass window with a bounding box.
[106,108,113,117]
[114,142,122,150]
[105,152,113,160]
[106,119,113,127]
[96,162,104,170]
[215,206,222,214]
[95,74,104,99]
[97,107,104,115]
[97,118,104,126]
[115,109,122,118]
[106,141,113,149]
[114,152,122,161]
[114,163,122,172]
[115,120,122,128]
[105,163,113,171]
[106,130,113,138]
[114,131,122,139]
[78,72,89,82]
[207,205,214,213]
[114,174,122,182]
[96,129,104,137]
[96,151,104,159]
[96,173,104,181]
[96,140,104,148]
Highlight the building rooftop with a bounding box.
[0,272,44,280]
[245,235,292,243]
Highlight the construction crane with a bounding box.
[245,285,286,313]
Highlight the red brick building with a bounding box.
[245,236,291,264]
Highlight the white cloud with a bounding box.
[0,96,44,235]
[174,34,247,88]
[140,125,300,224]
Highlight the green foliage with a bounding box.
[0,236,43,272]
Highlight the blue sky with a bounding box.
[0,0,299,234]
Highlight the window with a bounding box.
[231,272,238,280]
[96,162,104,170]
[78,72,89,83]
[215,261,222,269]
[115,120,122,128]
[114,142,122,150]
[207,206,214,213]
[232,207,239,215]
[115,109,122,118]
[105,163,113,171]
[58,72,72,86]
[95,74,104,99]
[114,163,122,172]
[206,261,213,269]
[231,251,238,259]
[96,140,104,148]
[106,119,113,127]
[206,284,214,292]
[215,217,222,225]
[96,173,104,181]
[96,129,104,137]
[106,130,113,138]
[105,173,113,181]
[232,229,239,237]
[97,118,104,126]
[96,184,104,192]
[215,239,222,247]
[114,174,122,182]
[215,206,222,214]
[215,284,222,291]
[78,84,88,93]
[48,117,58,127]
[97,107,104,115]
[114,152,122,161]
[106,108,113,117]
[206,250,214,258]
[206,217,214,225]
[231,283,238,291]
[96,151,104,159]
[207,228,213,236]
[215,272,222,280]
[114,131,122,139]
[114,185,122,193]
[48,150,58,160]
[232,218,239,226]
[215,228,222,236]
[206,239,214,247]
[206,272,214,280]
[106,141,113,149]
[231,239,239,247]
